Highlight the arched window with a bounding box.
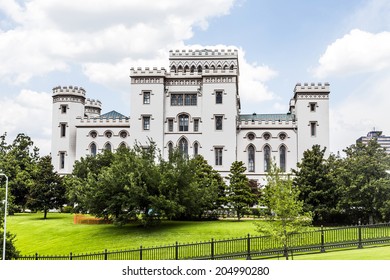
[197,65,202,73]
[168,142,173,156]
[119,142,127,149]
[90,143,97,156]
[248,145,255,172]
[178,65,183,72]
[184,65,189,73]
[264,145,271,172]
[179,138,188,156]
[178,114,189,131]
[280,145,286,172]
[170,65,176,73]
[194,142,199,156]
[104,142,112,152]
[190,65,196,73]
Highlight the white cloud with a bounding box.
[329,71,390,154]
[313,29,390,78]
[0,90,52,155]
[0,0,236,84]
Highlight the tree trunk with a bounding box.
[43,209,48,219]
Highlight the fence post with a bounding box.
[320,225,325,253]
[69,252,72,260]
[35,253,38,260]
[104,249,108,260]
[358,221,363,249]
[140,245,143,260]
[175,242,179,260]
[246,234,251,260]
[211,238,214,260]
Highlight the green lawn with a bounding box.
[290,246,390,260]
[7,213,390,260]
[7,213,259,255]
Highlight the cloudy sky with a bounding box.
[1,0,390,156]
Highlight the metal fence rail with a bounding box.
[15,222,390,260]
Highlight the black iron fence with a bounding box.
[15,222,390,260]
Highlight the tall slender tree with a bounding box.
[226,161,256,221]
[258,163,312,260]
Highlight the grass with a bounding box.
[7,213,390,259]
[290,245,390,260]
[7,213,259,255]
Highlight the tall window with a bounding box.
[215,148,223,166]
[309,102,317,112]
[60,123,67,137]
[264,145,271,172]
[215,116,223,130]
[59,152,65,169]
[168,142,173,155]
[179,114,189,131]
[248,145,255,172]
[179,138,188,156]
[90,143,97,156]
[60,105,67,114]
[280,145,286,172]
[168,119,174,132]
[216,91,223,104]
[104,143,112,152]
[194,119,199,132]
[310,121,317,137]
[143,91,150,104]
[143,116,150,130]
[194,142,199,156]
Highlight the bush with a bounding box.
[0,231,20,260]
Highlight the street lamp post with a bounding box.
[0,172,8,261]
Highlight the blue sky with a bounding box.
[1,0,390,156]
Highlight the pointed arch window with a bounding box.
[179,138,188,156]
[104,142,112,152]
[168,142,173,156]
[248,145,255,172]
[197,65,202,73]
[194,142,199,156]
[280,145,286,172]
[264,145,271,172]
[90,143,97,156]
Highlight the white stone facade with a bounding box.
[51,49,330,184]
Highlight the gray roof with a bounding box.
[239,113,295,122]
[98,110,129,120]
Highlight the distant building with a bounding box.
[51,49,330,184]
[357,131,390,154]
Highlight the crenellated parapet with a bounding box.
[84,98,102,117]
[130,67,166,75]
[169,49,238,57]
[238,113,296,128]
[52,85,86,104]
[293,82,330,100]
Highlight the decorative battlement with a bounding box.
[52,85,86,96]
[85,98,102,108]
[130,67,166,76]
[169,49,238,58]
[294,82,330,93]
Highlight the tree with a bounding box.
[186,155,226,219]
[337,140,390,224]
[0,133,39,213]
[257,163,312,260]
[27,156,66,219]
[226,161,256,221]
[292,145,341,224]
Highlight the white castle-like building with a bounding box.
[51,49,330,183]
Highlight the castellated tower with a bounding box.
[84,98,102,117]
[291,82,330,161]
[51,86,86,175]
